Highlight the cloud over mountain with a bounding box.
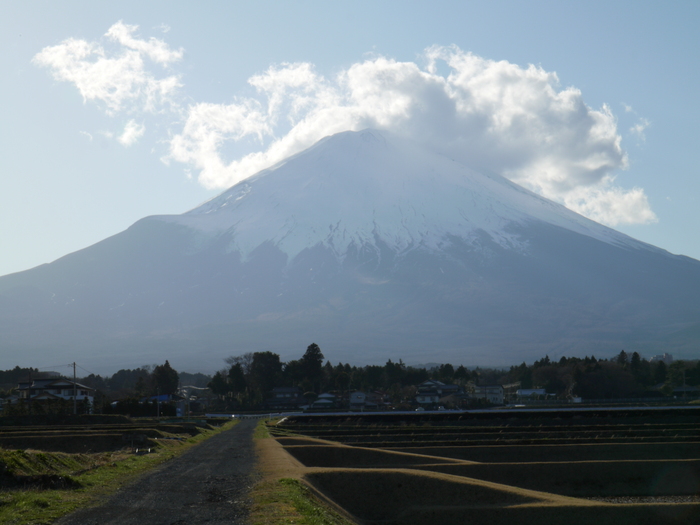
[34,22,655,227]
[32,21,182,115]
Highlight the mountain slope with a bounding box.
[1,129,698,372]
[166,129,656,259]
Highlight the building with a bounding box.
[311,392,337,409]
[516,388,547,399]
[415,380,462,406]
[16,372,95,407]
[650,353,674,364]
[472,385,504,405]
[349,391,383,410]
[266,387,303,409]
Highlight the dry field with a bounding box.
[268,407,700,524]
[0,419,209,453]
[0,416,225,492]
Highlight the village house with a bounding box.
[472,385,504,405]
[349,391,383,410]
[16,372,95,407]
[311,392,337,409]
[415,380,462,406]
[266,386,303,409]
[650,353,674,364]
[516,388,547,400]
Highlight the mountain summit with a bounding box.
[167,129,652,261]
[1,129,699,371]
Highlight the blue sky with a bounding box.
[1,1,699,277]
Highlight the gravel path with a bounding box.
[56,419,258,525]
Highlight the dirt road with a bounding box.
[56,418,258,525]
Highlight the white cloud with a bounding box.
[564,181,657,226]
[630,117,650,141]
[168,45,653,225]
[33,21,182,115]
[34,23,655,227]
[118,119,145,146]
[106,21,182,65]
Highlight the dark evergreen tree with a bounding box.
[282,359,304,387]
[300,343,325,392]
[152,360,179,395]
[667,361,688,387]
[453,365,470,384]
[382,360,406,388]
[208,371,230,397]
[439,363,455,382]
[687,361,700,386]
[108,367,151,393]
[630,352,641,372]
[228,363,246,394]
[249,352,282,400]
[654,360,668,384]
[616,350,629,366]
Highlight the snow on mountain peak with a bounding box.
[160,129,651,261]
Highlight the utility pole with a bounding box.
[73,362,77,415]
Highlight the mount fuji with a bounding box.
[2,129,699,372]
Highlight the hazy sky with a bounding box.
[2,1,699,277]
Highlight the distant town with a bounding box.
[2,345,697,417]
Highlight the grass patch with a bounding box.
[252,419,355,524]
[249,478,354,525]
[254,419,273,440]
[0,420,236,525]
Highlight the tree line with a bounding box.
[205,346,700,410]
[503,351,699,400]
[0,361,185,416]
[2,347,698,413]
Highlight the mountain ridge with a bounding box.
[159,129,660,263]
[0,129,698,372]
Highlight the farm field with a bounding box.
[269,407,700,525]
[0,415,233,524]
[0,416,213,453]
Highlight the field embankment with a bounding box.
[266,407,700,524]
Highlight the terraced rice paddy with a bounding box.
[0,420,207,453]
[269,407,700,524]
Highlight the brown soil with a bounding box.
[283,444,467,468]
[255,431,308,482]
[263,416,700,525]
[414,459,700,498]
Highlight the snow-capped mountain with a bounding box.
[1,129,698,372]
[166,129,654,261]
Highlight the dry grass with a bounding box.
[251,421,356,525]
[249,478,355,525]
[283,444,464,468]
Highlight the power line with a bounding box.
[76,363,98,376]
[37,363,73,371]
